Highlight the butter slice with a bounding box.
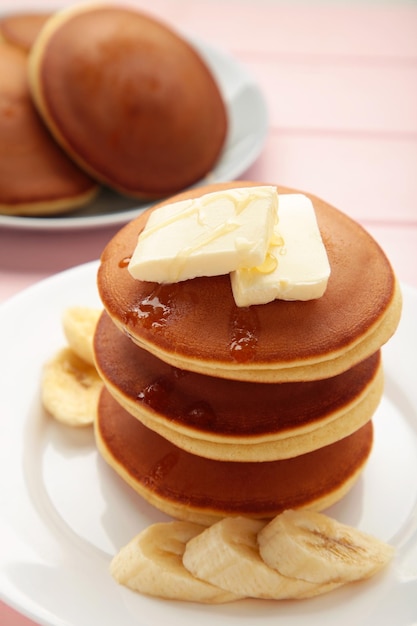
[128,186,278,283]
[230,194,331,307]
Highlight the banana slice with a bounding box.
[182,516,339,599]
[62,307,102,366]
[258,509,395,585]
[110,521,243,603]
[42,347,103,426]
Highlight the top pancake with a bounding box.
[98,182,402,383]
[27,4,227,199]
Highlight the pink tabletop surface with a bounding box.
[1,1,416,624]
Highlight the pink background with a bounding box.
[1,1,416,624]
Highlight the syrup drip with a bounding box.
[137,376,174,412]
[137,376,217,429]
[144,452,179,487]
[184,401,217,428]
[171,366,189,380]
[229,306,259,363]
[125,286,173,329]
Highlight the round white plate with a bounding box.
[0,37,268,232]
[0,262,416,626]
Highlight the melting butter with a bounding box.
[128,186,278,283]
[254,252,278,274]
[230,194,331,306]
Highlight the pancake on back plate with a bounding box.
[28,3,227,199]
[0,41,98,216]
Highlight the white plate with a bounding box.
[0,37,268,232]
[0,262,416,626]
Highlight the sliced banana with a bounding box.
[42,347,103,426]
[182,516,339,599]
[110,521,243,603]
[258,509,395,585]
[62,306,102,366]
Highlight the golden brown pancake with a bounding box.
[0,42,98,216]
[0,12,51,51]
[97,182,402,382]
[28,4,227,199]
[95,388,374,525]
[94,310,383,461]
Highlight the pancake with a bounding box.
[28,4,227,199]
[94,310,383,461]
[0,42,98,216]
[97,182,402,383]
[95,388,374,525]
[0,12,51,51]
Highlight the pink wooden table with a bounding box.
[1,1,416,624]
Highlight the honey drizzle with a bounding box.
[138,189,265,243]
[229,306,259,363]
[144,452,179,487]
[137,374,217,429]
[137,376,174,412]
[170,219,239,281]
[184,401,217,428]
[254,252,278,274]
[124,285,173,330]
[135,189,273,267]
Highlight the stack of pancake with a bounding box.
[94,182,402,525]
